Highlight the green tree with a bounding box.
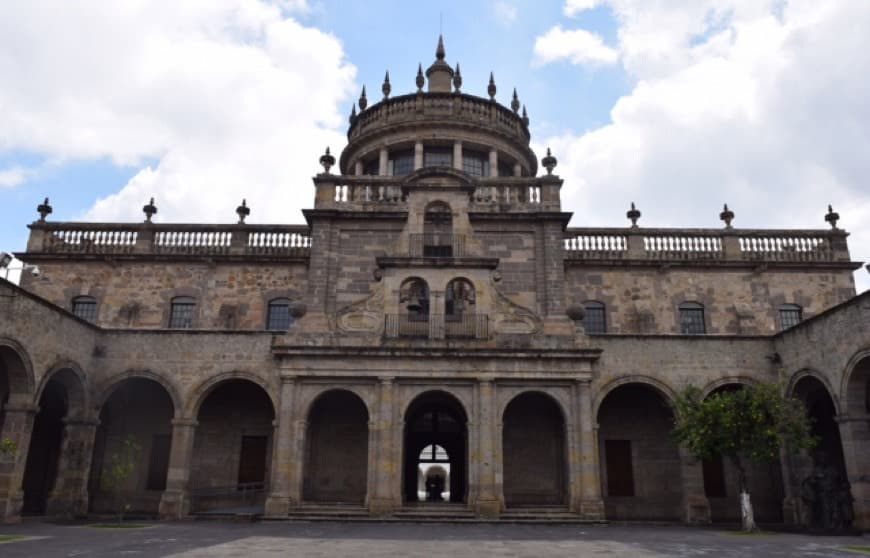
[672,381,815,531]
[100,435,142,524]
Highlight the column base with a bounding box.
[474,498,501,519]
[46,490,88,519]
[158,489,190,520]
[0,490,23,523]
[579,498,606,520]
[682,496,711,525]
[367,498,397,516]
[781,496,805,526]
[263,494,292,517]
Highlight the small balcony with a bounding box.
[409,234,465,258]
[384,314,488,340]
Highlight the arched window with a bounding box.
[778,303,802,331]
[267,298,293,331]
[582,301,606,334]
[679,302,705,335]
[445,278,475,319]
[400,279,430,319]
[423,202,453,257]
[169,296,196,329]
[71,295,97,323]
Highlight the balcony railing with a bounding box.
[564,227,850,264]
[384,314,489,340]
[29,222,311,259]
[409,234,465,258]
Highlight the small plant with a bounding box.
[100,435,142,524]
[0,437,16,458]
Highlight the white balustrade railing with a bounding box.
[739,235,831,262]
[643,234,722,259]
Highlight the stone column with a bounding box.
[46,417,98,518]
[838,414,870,529]
[779,446,807,526]
[264,377,297,516]
[474,379,499,518]
[378,147,389,176]
[453,141,463,171]
[577,380,604,518]
[488,149,498,177]
[513,162,521,177]
[0,402,36,523]
[369,378,397,514]
[678,446,711,524]
[158,418,197,519]
[414,141,424,170]
[354,160,363,176]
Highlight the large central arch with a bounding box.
[403,391,468,504]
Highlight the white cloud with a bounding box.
[540,0,870,293]
[563,0,601,17]
[533,26,618,66]
[493,1,518,26]
[0,0,355,223]
[0,166,31,188]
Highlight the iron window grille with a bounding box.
[267,298,292,331]
[462,151,488,177]
[583,301,607,334]
[424,148,452,168]
[779,304,802,331]
[72,296,97,323]
[169,296,196,329]
[388,150,414,176]
[679,302,706,334]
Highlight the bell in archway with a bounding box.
[406,296,423,313]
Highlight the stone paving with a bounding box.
[0,520,868,557]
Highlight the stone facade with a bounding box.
[1,38,868,527]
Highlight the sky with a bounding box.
[0,0,868,292]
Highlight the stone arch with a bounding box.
[593,375,676,420]
[789,369,840,415]
[596,380,681,520]
[502,390,568,506]
[701,375,757,399]
[402,166,476,188]
[403,390,469,503]
[0,336,36,399]
[185,371,277,419]
[34,361,88,418]
[94,370,181,417]
[840,347,870,416]
[299,385,374,423]
[303,388,370,503]
[498,388,569,424]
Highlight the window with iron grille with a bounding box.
[72,296,97,323]
[362,158,379,176]
[679,302,706,334]
[169,296,196,329]
[583,301,606,334]
[390,150,414,176]
[267,298,292,331]
[462,150,488,177]
[779,304,802,331]
[424,147,452,168]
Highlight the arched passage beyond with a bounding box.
[597,383,681,521]
[190,380,275,512]
[303,390,369,503]
[404,391,467,504]
[89,377,174,514]
[502,392,566,506]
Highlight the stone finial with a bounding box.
[358,85,367,111]
[541,147,557,175]
[566,304,585,322]
[626,202,641,228]
[487,72,496,100]
[522,105,529,127]
[319,147,336,174]
[143,197,157,223]
[349,104,357,125]
[236,199,250,224]
[720,203,734,229]
[511,88,520,113]
[825,204,840,229]
[435,34,446,61]
[416,63,425,92]
[36,197,52,222]
[453,63,462,92]
[382,71,391,100]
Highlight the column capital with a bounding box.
[836,413,870,424]
[2,404,38,414]
[576,378,592,388]
[62,417,100,427]
[279,375,298,384]
[377,376,395,385]
[171,418,198,428]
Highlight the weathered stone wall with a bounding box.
[475,228,537,309]
[566,267,856,335]
[20,261,309,330]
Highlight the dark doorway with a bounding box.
[22,378,67,514]
[238,435,268,486]
[403,391,467,503]
[502,392,567,506]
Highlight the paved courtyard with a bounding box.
[0,520,868,557]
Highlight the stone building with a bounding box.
[1,38,869,527]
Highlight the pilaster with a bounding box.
[576,380,604,519]
[264,377,298,516]
[0,403,36,523]
[158,418,197,519]
[838,414,870,529]
[368,377,397,515]
[474,379,499,518]
[678,446,711,525]
[45,418,99,518]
